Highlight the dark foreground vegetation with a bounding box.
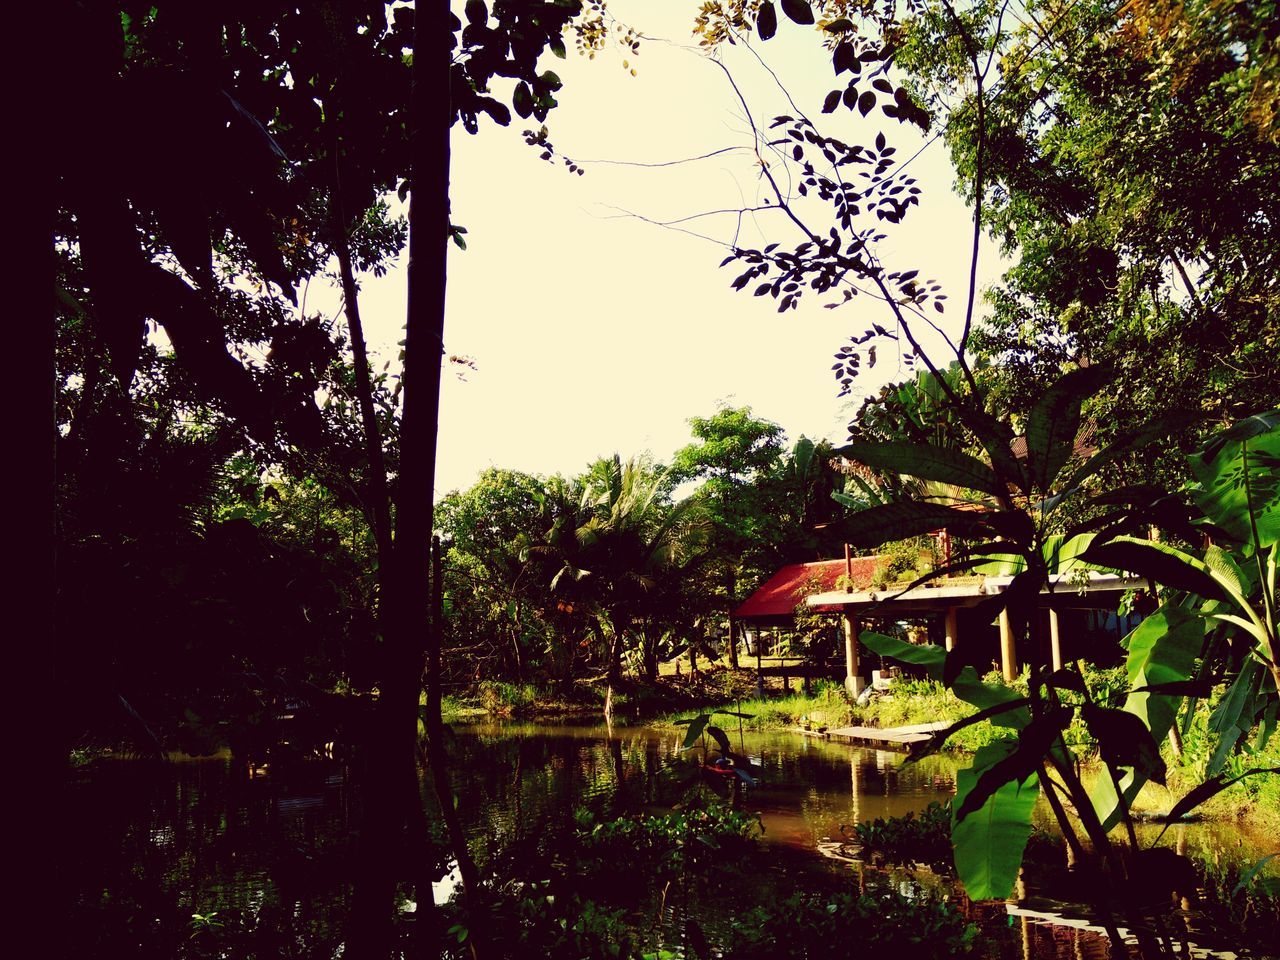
[50,0,1279,957]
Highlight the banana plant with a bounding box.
[1081,410,1280,827]
[829,368,1280,958]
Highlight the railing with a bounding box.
[750,655,844,694]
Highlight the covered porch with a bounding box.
[805,571,1149,695]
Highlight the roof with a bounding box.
[733,557,882,620]
[804,571,1149,616]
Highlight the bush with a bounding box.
[576,802,763,883]
[848,801,953,868]
[724,889,977,960]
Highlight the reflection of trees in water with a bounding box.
[66,757,353,958]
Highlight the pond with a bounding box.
[64,722,1279,958]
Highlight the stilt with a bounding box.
[944,606,958,653]
[1049,607,1063,672]
[1000,608,1019,681]
[843,613,865,696]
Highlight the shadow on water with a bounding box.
[65,724,1279,958]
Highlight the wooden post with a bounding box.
[747,640,757,701]
[999,608,1019,681]
[843,612,863,696]
[944,606,958,653]
[1049,607,1063,672]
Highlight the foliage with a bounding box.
[576,803,763,882]
[723,888,977,960]
[847,801,953,868]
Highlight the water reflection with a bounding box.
[65,724,1279,959]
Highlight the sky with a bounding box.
[311,3,1005,499]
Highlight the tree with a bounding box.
[55,1,624,954]
[437,469,572,682]
[671,406,785,665]
[550,455,708,719]
[895,0,1280,467]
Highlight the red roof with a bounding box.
[732,557,881,620]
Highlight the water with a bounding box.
[63,723,1279,958]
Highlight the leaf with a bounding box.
[1081,536,1228,601]
[835,502,994,548]
[954,707,1070,823]
[705,725,731,754]
[822,89,841,113]
[857,90,875,116]
[756,1,777,40]
[835,441,1007,497]
[1234,853,1280,895]
[951,667,1030,729]
[1094,603,1207,826]
[1202,544,1249,598]
[1082,703,1166,785]
[951,742,1040,900]
[859,630,945,681]
[512,82,534,118]
[1024,366,1111,492]
[780,0,814,25]
[833,43,856,75]
[1156,766,1280,839]
[675,714,711,750]
[1190,409,1280,550]
[1207,658,1265,775]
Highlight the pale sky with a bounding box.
[313,3,1004,499]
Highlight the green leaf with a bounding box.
[1207,658,1265,775]
[951,742,1040,900]
[951,667,1030,729]
[1234,853,1280,896]
[954,707,1070,823]
[1157,766,1280,838]
[836,441,1006,497]
[1082,703,1166,785]
[1081,536,1228,601]
[859,630,945,681]
[1190,409,1280,550]
[675,714,711,750]
[705,725,731,754]
[1203,544,1250,598]
[1024,366,1110,491]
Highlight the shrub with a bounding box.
[848,801,953,868]
[724,888,977,959]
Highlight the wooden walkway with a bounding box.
[800,721,952,751]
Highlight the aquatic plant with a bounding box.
[724,889,977,959]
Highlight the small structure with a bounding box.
[805,570,1148,694]
[730,553,883,693]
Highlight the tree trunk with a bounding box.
[727,569,739,669]
[604,629,626,725]
[331,188,393,559]
[347,3,471,955]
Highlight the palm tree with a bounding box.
[549,455,707,721]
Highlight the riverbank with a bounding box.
[440,668,1278,831]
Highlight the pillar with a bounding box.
[944,606,958,653]
[999,608,1019,681]
[843,612,865,696]
[1049,607,1063,672]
